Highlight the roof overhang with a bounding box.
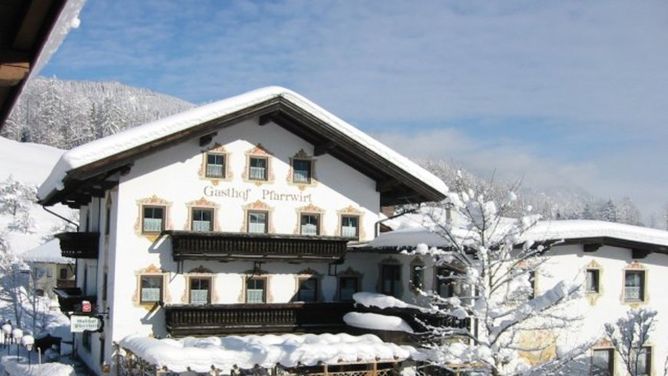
[0,0,73,129]
[40,94,447,207]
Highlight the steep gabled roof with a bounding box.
[38,86,448,207]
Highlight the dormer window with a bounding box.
[142,206,165,233]
[300,213,320,236]
[249,157,268,181]
[205,153,225,178]
[191,208,213,232]
[292,159,312,183]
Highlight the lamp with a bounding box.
[2,322,12,354]
[12,328,22,358]
[21,334,34,366]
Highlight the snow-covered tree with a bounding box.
[0,176,37,233]
[406,173,587,375]
[0,251,29,328]
[604,309,657,376]
[616,197,641,226]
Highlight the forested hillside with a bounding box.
[1,77,194,149]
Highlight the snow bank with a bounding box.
[0,357,75,376]
[38,87,447,200]
[21,240,73,265]
[343,312,414,334]
[353,292,422,311]
[120,333,417,373]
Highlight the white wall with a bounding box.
[100,118,387,365]
[537,244,668,375]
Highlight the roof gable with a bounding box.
[38,87,447,207]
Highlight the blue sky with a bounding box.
[43,0,668,219]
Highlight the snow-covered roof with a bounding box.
[120,333,417,374]
[364,219,668,253]
[21,239,74,265]
[38,87,447,205]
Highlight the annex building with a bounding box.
[38,87,449,375]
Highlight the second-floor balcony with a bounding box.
[165,231,348,262]
[165,302,353,336]
[55,232,100,259]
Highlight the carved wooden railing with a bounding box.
[165,231,348,261]
[165,302,353,336]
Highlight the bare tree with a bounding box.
[604,308,657,376]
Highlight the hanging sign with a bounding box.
[70,315,103,333]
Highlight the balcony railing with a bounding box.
[54,232,100,259]
[165,302,353,336]
[165,231,349,261]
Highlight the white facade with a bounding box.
[42,90,446,374]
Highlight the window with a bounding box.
[191,208,213,232]
[205,153,225,178]
[339,276,359,301]
[246,277,266,303]
[189,277,211,305]
[410,263,424,290]
[248,211,268,233]
[140,275,163,304]
[142,206,165,233]
[586,269,600,294]
[105,206,111,235]
[300,213,320,236]
[292,159,312,183]
[59,268,68,280]
[380,264,401,297]
[249,157,268,180]
[634,347,651,376]
[102,272,108,301]
[624,270,645,302]
[296,277,318,302]
[591,348,614,376]
[436,267,470,300]
[340,215,359,239]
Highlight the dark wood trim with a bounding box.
[314,141,336,156]
[198,132,217,147]
[632,248,651,259]
[166,230,348,261]
[54,232,100,259]
[583,243,602,253]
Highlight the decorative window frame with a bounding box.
[241,200,274,233]
[242,144,274,185]
[185,197,219,231]
[182,266,215,304]
[287,149,317,188]
[337,206,365,241]
[294,203,325,236]
[336,267,363,302]
[378,257,403,298]
[621,261,648,306]
[133,264,169,308]
[239,269,271,303]
[584,260,603,305]
[135,195,172,240]
[293,268,323,303]
[199,143,232,182]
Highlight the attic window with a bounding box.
[292,159,312,183]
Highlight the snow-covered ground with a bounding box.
[0,137,73,254]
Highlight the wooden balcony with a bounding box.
[165,231,348,262]
[165,302,353,336]
[55,232,99,259]
[53,287,96,313]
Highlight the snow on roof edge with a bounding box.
[38,86,448,201]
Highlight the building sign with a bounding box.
[203,185,312,203]
[71,315,103,333]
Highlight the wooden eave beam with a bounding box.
[13,0,56,51]
[314,141,336,156]
[258,111,280,126]
[583,243,602,253]
[631,248,651,259]
[199,132,217,147]
[0,50,31,86]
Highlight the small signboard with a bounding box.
[81,300,92,313]
[70,315,103,333]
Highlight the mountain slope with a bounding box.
[0,137,73,253]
